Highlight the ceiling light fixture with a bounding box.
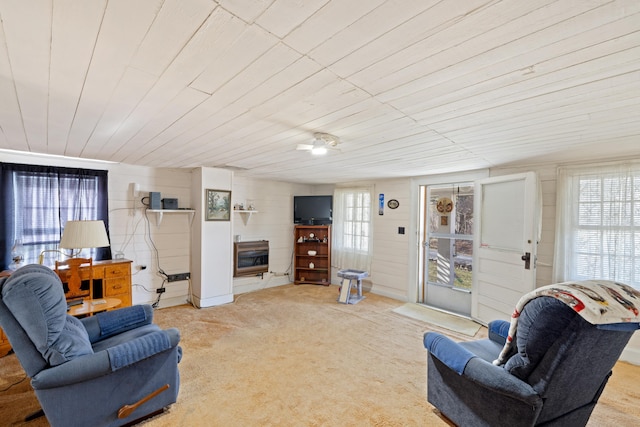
[296,132,339,155]
[311,139,328,155]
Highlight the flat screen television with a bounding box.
[293,195,333,225]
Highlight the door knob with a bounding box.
[521,252,531,270]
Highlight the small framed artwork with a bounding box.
[205,189,231,221]
[440,216,448,226]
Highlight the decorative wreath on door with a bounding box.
[436,197,453,213]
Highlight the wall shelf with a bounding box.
[148,209,195,226]
[234,210,258,225]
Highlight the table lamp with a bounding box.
[59,220,110,255]
[38,220,110,264]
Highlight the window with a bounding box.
[332,187,373,272]
[0,163,110,268]
[554,163,640,289]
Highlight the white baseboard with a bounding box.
[193,293,234,308]
[155,295,190,309]
[233,275,290,295]
[366,285,409,302]
[621,346,640,366]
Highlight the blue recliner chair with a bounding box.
[0,264,182,427]
[424,287,640,426]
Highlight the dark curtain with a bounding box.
[0,162,111,268]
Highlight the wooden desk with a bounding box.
[0,259,132,357]
[67,297,121,317]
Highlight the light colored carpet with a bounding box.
[392,303,481,337]
[0,284,638,426]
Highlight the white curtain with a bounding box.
[554,161,640,288]
[332,186,373,272]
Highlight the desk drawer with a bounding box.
[104,279,131,307]
[104,278,128,296]
[102,261,131,307]
[104,264,130,278]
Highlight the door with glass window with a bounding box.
[418,183,474,316]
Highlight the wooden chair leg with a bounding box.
[118,384,170,419]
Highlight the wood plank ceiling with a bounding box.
[0,0,638,184]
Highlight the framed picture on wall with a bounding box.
[205,189,231,221]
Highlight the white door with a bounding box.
[471,172,541,324]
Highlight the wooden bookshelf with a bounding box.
[293,225,331,286]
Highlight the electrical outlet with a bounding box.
[270,271,289,277]
[167,272,190,282]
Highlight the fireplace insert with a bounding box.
[234,240,269,277]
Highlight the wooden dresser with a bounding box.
[0,328,9,358]
[0,259,132,357]
[82,259,133,307]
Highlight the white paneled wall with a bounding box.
[109,164,193,308]
[232,176,312,294]
[1,151,316,304]
[190,167,234,308]
[356,179,412,301]
[3,151,637,363]
[1,151,193,307]
[358,167,638,363]
[489,163,639,364]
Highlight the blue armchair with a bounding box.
[424,295,639,426]
[0,264,182,427]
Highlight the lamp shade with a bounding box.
[59,220,110,249]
